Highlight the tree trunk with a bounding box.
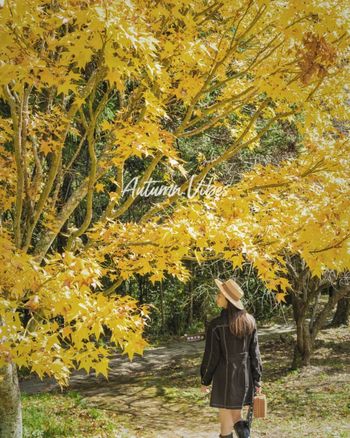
[188,271,193,327]
[136,274,144,305]
[159,280,165,333]
[329,296,350,327]
[0,362,22,438]
[291,322,313,369]
[291,294,312,369]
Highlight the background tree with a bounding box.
[330,295,350,327]
[285,256,350,368]
[328,272,350,327]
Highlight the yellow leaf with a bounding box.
[276,293,287,303]
[194,249,201,265]
[95,183,104,193]
[94,358,109,379]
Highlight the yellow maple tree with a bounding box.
[0,0,349,434]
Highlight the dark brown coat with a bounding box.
[200,308,263,409]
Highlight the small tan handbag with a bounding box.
[253,393,267,418]
[246,391,267,429]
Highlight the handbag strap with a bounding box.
[246,388,256,430]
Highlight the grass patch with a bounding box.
[22,391,125,438]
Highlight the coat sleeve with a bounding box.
[249,327,263,387]
[200,321,220,386]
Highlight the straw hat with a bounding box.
[214,278,245,310]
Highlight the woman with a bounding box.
[200,278,263,438]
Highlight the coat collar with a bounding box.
[220,307,228,317]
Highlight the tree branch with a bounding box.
[3,84,23,248]
[112,150,164,219]
[27,66,107,253]
[140,101,296,223]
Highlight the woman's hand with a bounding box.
[255,385,262,395]
[200,384,211,394]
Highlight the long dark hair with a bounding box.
[227,301,256,338]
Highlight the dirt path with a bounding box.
[20,321,296,438]
[20,321,295,395]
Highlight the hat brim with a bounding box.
[215,279,245,310]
